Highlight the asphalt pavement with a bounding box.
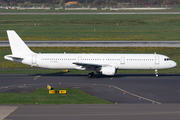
[1,12,180,15]
[2,104,180,120]
[1,41,180,47]
[0,73,180,120]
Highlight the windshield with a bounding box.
[164,58,171,61]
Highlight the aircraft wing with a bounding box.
[73,62,112,71]
[73,62,103,67]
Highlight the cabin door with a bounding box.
[155,56,159,64]
[78,56,82,63]
[32,55,37,64]
[121,57,125,64]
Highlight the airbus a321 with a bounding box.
[4,30,177,78]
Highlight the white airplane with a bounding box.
[4,30,177,78]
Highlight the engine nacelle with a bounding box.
[101,66,116,76]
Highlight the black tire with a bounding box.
[88,73,92,78]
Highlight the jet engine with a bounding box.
[101,66,116,76]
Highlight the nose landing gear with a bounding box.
[155,69,158,77]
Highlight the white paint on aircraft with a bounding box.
[4,30,177,77]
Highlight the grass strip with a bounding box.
[0,14,180,41]
[0,88,112,104]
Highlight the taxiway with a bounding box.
[1,12,180,15]
[0,73,180,120]
[1,41,180,47]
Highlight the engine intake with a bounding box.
[101,66,116,75]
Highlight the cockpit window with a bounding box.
[164,58,171,61]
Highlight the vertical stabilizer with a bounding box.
[7,30,34,55]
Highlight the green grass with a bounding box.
[0,14,180,41]
[0,88,112,104]
[0,47,179,74]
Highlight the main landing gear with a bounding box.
[88,72,94,78]
[155,69,158,77]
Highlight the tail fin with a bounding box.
[7,30,34,55]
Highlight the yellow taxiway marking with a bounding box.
[87,83,161,104]
[112,85,161,104]
[34,75,41,80]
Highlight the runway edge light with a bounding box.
[62,69,69,72]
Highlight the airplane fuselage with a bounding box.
[5,53,176,70]
[4,30,177,77]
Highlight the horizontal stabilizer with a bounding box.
[4,54,23,59]
[4,55,24,63]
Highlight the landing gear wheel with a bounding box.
[88,73,92,78]
[88,72,94,78]
[155,69,158,77]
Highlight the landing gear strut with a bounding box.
[155,69,158,77]
[88,72,94,78]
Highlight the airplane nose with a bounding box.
[173,61,177,68]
